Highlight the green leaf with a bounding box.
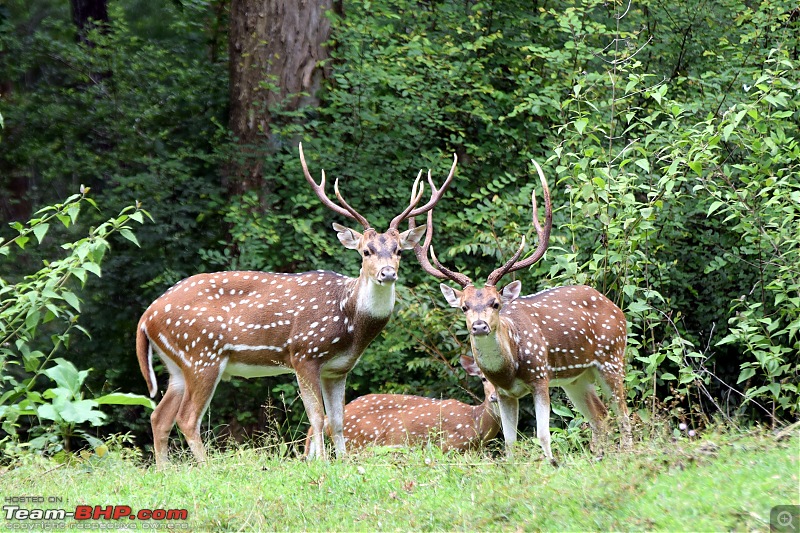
[737,367,756,384]
[70,267,87,284]
[634,159,650,173]
[119,229,140,247]
[84,262,102,278]
[56,214,71,228]
[688,161,703,177]
[707,201,725,217]
[67,204,81,224]
[551,404,574,417]
[33,223,50,244]
[627,301,650,313]
[59,399,106,426]
[43,358,86,395]
[62,291,81,312]
[574,118,588,135]
[95,392,156,410]
[37,403,61,423]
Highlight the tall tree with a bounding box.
[227,0,337,197]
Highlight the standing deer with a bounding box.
[136,144,457,464]
[411,161,633,464]
[304,355,499,453]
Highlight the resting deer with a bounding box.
[304,356,499,453]
[411,160,633,464]
[136,144,457,464]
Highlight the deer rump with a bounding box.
[305,393,499,454]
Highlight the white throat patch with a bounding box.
[356,277,396,318]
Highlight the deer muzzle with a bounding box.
[471,320,491,336]
[377,266,398,284]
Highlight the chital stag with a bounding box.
[304,355,499,453]
[412,160,633,464]
[136,144,457,465]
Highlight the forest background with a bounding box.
[0,0,798,460]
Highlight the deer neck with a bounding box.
[471,317,519,388]
[473,399,501,442]
[353,271,396,319]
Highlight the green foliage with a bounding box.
[0,0,228,437]
[0,192,154,459]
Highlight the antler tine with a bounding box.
[388,172,426,230]
[485,159,553,287]
[430,245,473,288]
[333,178,371,229]
[409,210,472,287]
[299,142,371,229]
[391,153,458,228]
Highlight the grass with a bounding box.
[2,426,798,531]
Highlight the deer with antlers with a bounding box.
[136,144,457,465]
[304,356,500,454]
[411,161,633,464]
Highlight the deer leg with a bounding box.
[562,375,608,459]
[596,367,634,452]
[173,364,225,465]
[150,379,184,467]
[321,375,347,458]
[295,365,326,461]
[533,382,557,466]
[496,394,519,459]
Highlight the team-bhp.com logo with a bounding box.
[4,497,188,529]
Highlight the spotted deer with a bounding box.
[411,160,633,464]
[136,144,457,465]
[304,355,499,453]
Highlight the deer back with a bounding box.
[309,392,499,453]
[499,285,627,387]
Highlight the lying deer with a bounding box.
[411,160,633,464]
[304,356,499,453]
[136,144,457,464]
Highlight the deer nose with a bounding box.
[377,266,397,283]
[471,320,490,336]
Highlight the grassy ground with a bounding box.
[2,427,798,531]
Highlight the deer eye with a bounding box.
[491,300,500,310]
[362,250,371,257]
[461,305,468,312]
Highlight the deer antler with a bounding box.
[410,209,473,288]
[486,159,552,287]
[300,143,370,229]
[390,154,458,229]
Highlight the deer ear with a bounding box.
[501,280,522,303]
[332,223,362,250]
[459,354,481,376]
[440,284,462,308]
[398,225,426,250]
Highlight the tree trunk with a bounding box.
[70,0,109,45]
[227,0,335,198]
